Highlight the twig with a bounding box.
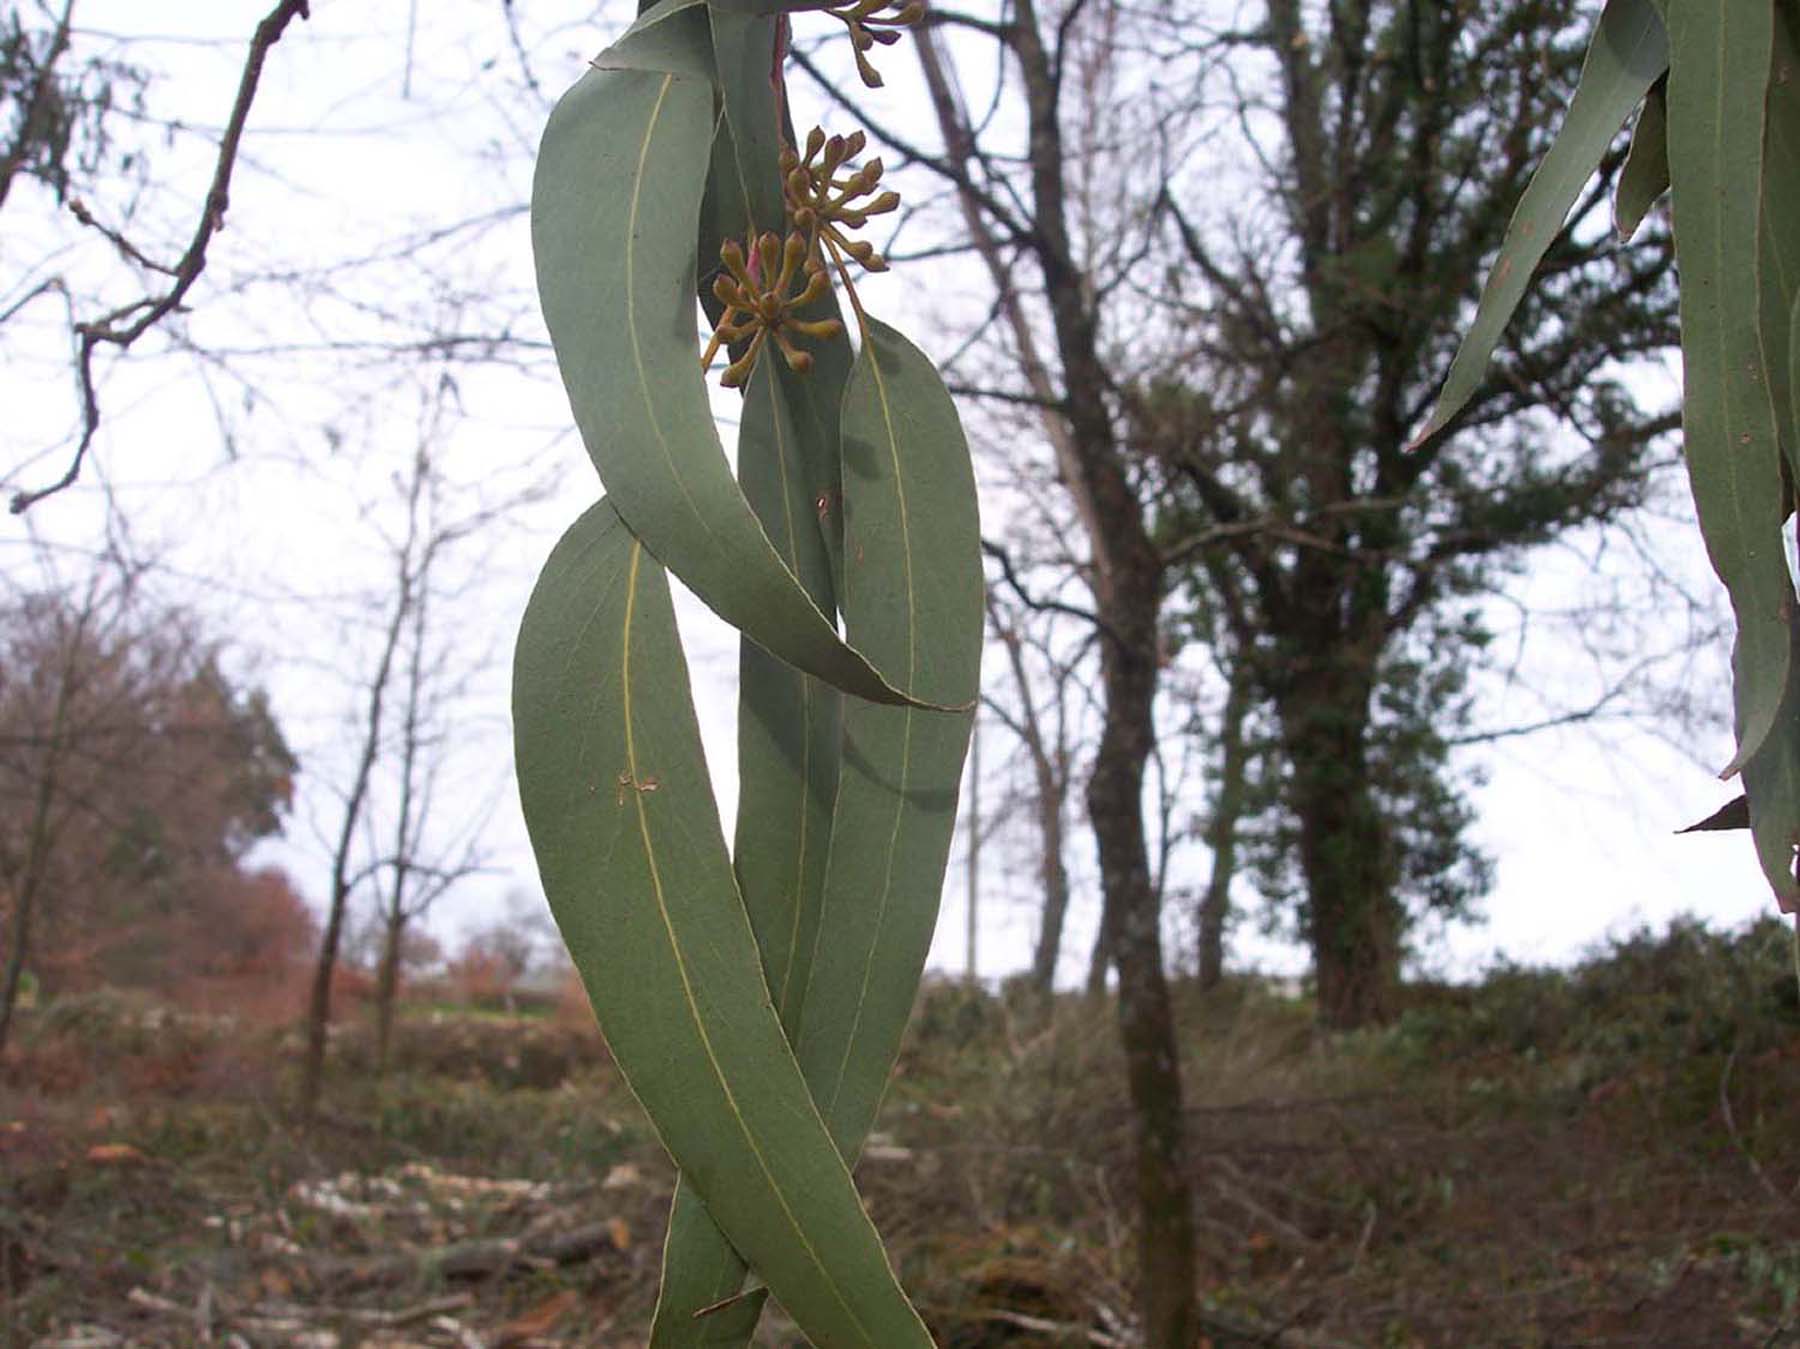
[974,1308,1127,1347]
[982,537,1121,647]
[255,1294,475,1328]
[11,0,313,514]
[1718,1039,1793,1209]
[1347,1200,1377,1276]
[68,199,177,275]
[309,1221,620,1289]
[431,1315,488,1349]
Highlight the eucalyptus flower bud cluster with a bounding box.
[701,231,844,387]
[826,0,928,88]
[782,127,902,275]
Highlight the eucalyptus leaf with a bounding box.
[707,3,855,588]
[650,14,863,1335]
[1741,633,1800,911]
[531,61,940,708]
[1414,0,1668,447]
[649,352,846,1349]
[1665,0,1791,775]
[793,318,983,1156]
[597,0,714,77]
[1615,76,1669,240]
[1760,3,1800,483]
[514,499,936,1349]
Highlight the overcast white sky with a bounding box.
[0,1,1776,993]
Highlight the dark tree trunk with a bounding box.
[1278,658,1400,1029]
[1084,917,1111,998]
[0,651,74,1057]
[914,8,1200,1336]
[1197,666,1253,993]
[0,882,37,1056]
[1028,781,1071,992]
[1086,578,1197,1346]
[300,880,350,1115]
[374,910,403,1076]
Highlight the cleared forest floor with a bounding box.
[4,917,1798,1347]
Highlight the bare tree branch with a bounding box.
[10,0,312,515]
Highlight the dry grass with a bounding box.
[4,918,1799,1347]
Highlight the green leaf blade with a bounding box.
[794,319,984,1156]
[1415,0,1669,447]
[649,352,846,1349]
[1760,4,1800,482]
[514,500,935,1349]
[1615,76,1669,239]
[1665,0,1791,775]
[530,62,932,708]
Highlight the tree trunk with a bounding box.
[1197,666,1253,992]
[1085,906,1112,997]
[1029,771,1072,992]
[0,885,36,1056]
[374,909,403,1076]
[1279,662,1401,1030]
[1086,585,1197,1348]
[300,880,350,1115]
[0,648,74,1057]
[915,8,1199,1334]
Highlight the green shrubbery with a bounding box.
[1389,916,1798,1075]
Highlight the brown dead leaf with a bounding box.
[84,1142,146,1166]
[607,1216,631,1251]
[494,1289,579,1346]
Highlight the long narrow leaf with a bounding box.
[1614,77,1669,240]
[794,318,983,1156]
[1414,0,1668,447]
[1741,631,1800,911]
[1665,0,1790,775]
[531,60,938,708]
[514,499,936,1349]
[651,17,858,1338]
[650,344,847,1349]
[597,0,714,77]
[708,3,854,589]
[1760,3,1800,482]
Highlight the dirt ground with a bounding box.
[4,920,1799,1347]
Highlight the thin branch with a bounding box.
[982,536,1121,646]
[11,0,313,514]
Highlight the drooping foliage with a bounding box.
[1424,0,1800,914]
[514,3,979,1344]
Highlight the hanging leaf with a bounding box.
[1664,0,1790,775]
[648,363,846,1349]
[1760,3,1800,483]
[707,3,855,589]
[531,57,935,708]
[792,318,983,1155]
[1413,0,1669,447]
[1741,632,1800,911]
[1615,76,1669,240]
[597,0,715,77]
[648,14,854,1342]
[514,499,936,1349]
